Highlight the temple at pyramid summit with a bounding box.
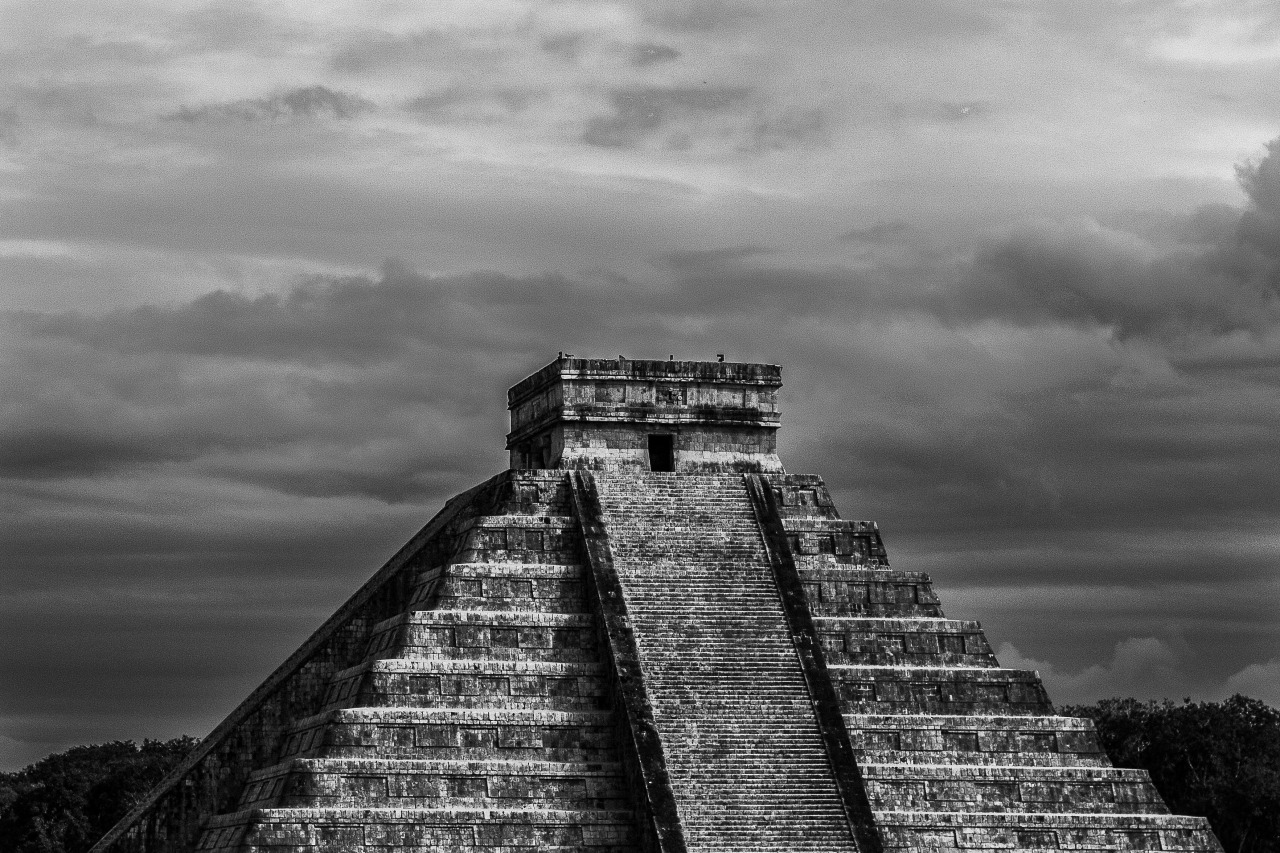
[93,356,1223,853]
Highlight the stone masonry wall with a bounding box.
[551,423,781,472]
[764,473,1224,853]
[506,358,783,473]
[179,470,647,853]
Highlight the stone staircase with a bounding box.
[194,473,641,853]
[591,472,858,852]
[768,475,1223,853]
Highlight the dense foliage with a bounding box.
[0,737,197,853]
[1065,695,1280,853]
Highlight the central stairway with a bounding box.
[592,473,858,852]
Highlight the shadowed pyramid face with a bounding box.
[505,357,784,473]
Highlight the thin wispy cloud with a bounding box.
[169,85,374,123]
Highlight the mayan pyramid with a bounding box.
[92,356,1223,853]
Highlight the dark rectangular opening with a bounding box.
[648,434,675,472]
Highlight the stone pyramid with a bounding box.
[92,357,1223,853]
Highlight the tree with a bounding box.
[1065,695,1280,853]
[0,737,197,853]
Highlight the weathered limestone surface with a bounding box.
[93,472,653,853]
[506,358,783,472]
[765,474,1224,852]
[94,357,1224,853]
[590,472,862,851]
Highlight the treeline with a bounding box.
[0,737,197,853]
[1,696,1277,852]
[1063,694,1280,853]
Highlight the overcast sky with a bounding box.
[3,0,1280,772]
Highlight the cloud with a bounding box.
[998,638,1187,705]
[6,188,1280,771]
[580,85,831,152]
[750,106,830,150]
[169,85,374,123]
[582,85,754,148]
[951,141,1280,339]
[995,637,1280,710]
[406,86,541,124]
[1226,658,1280,707]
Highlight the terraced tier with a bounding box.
[770,473,1222,852]
[829,665,1054,716]
[861,764,1168,814]
[873,811,1220,852]
[198,807,637,852]
[796,565,945,618]
[365,610,602,663]
[321,655,611,712]
[425,562,588,613]
[279,708,621,763]
[187,500,644,853]
[237,758,628,810]
[844,714,1107,767]
[814,617,998,667]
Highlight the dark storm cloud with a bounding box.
[22,269,566,363]
[949,149,1280,339]
[6,139,1280,769]
[11,132,1280,520]
[11,146,1280,529]
[0,427,211,479]
[1177,203,1242,245]
[169,85,374,123]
